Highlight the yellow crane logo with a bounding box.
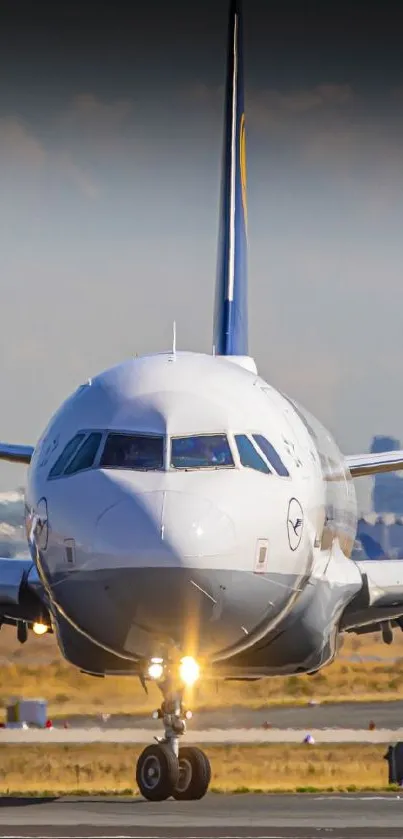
[240,113,248,232]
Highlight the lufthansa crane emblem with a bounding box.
[287,498,304,551]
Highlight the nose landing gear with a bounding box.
[136,743,179,802]
[173,745,211,801]
[135,676,211,801]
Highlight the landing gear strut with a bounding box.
[136,675,211,801]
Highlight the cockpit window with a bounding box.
[170,434,234,469]
[64,432,103,475]
[234,435,271,474]
[100,433,164,471]
[48,433,86,478]
[252,434,290,477]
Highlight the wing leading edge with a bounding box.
[342,559,403,633]
[0,443,33,465]
[0,556,48,629]
[345,450,403,478]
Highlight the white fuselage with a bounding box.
[25,351,357,673]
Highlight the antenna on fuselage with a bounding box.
[172,321,177,356]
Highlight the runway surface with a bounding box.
[1,725,403,743]
[52,701,403,731]
[3,700,403,743]
[1,793,403,838]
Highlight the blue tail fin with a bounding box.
[213,0,248,357]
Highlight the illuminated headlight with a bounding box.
[179,656,200,686]
[147,658,164,680]
[32,622,48,636]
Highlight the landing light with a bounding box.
[179,656,200,686]
[148,658,164,681]
[33,622,48,636]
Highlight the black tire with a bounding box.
[172,746,211,800]
[136,744,179,801]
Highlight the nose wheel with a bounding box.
[136,743,211,802]
[135,676,211,801]
[135,743,179,801]
[173,746,211,801]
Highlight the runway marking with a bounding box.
[314,795,403,801]
[1,726,403,744]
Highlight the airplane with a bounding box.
[1,0,403,803]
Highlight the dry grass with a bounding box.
[0,743,395,794]
[0,627,403,718]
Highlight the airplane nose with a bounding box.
[90,489,240,656]
[162,490,236,559]
[95,489,236,564]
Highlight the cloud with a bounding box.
[56,93,134,155]
[299,120,403,222]
[282,84,354,111]
[1,85,401,223]
[183,81,354,125]
[54,152,101,200]
[0,117,46,168]
[243,84,403,180]
[0,112,102,200]
[248,83,354,128]
[224,82,403,223]
[67,93,133,126]
[183,79,396,181]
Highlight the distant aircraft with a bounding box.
[1,0,403,802]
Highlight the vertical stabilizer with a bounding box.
[213,0,248,357]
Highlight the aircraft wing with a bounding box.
[342,449,403,632]
[0,443,34,465]
[341,559,403,633]
[0,556,48,629]
[345,450,403,478]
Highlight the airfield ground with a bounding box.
[0,627,402,718]
[0,742,397,794]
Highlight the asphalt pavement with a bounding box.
[52,701,403,731]
[1,792,403,838]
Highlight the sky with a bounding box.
[0,0,403,509]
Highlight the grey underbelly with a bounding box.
[46,566,301,662]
